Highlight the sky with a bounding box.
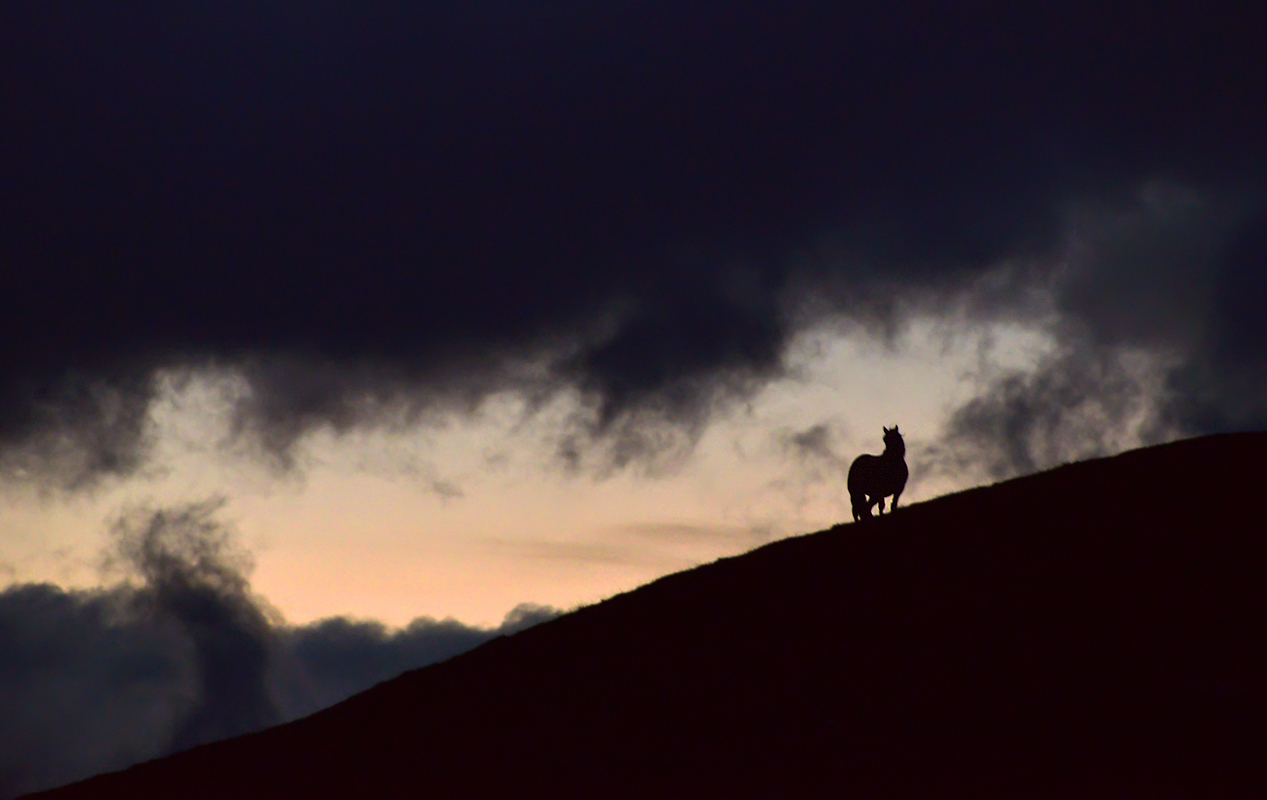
[2,1,1266,795]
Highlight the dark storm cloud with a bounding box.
[0,502,557,798]
[1157,209,1267,433]
[109,499,279,752]
[778,422,851,484]
[0,583,190,800]
[2,2,1264,481]
[0,371,155,492]
[935,344,1160,480]
[926,186,1267,480]
[784,424,842,465]
[271,602,556,722]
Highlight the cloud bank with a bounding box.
[0,502,556,798]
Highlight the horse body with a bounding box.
[847,426,909,521]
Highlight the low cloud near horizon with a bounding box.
[0,501,557,798]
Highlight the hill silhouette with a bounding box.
[26,433,1267,798]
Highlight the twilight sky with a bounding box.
[2,1,1266,794]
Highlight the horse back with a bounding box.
[848,452,907,496]
[847,453,878,493]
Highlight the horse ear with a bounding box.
[882,426,890,434]
[893,424,899,432]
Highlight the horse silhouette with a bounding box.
[847,425,908,521]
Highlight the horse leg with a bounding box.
[853,493,873,520]
[891,488,902,512]
[876,496,887,514]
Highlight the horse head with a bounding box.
[882,425,904,456]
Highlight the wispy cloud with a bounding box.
[485,538,690,569]
[607,522,774,550]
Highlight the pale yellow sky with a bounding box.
[0,317,1091,628]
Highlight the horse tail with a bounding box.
[847,455,870,521]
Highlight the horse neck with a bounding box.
[883,441,905,460]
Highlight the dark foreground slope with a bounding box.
[29,433,1267,799]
